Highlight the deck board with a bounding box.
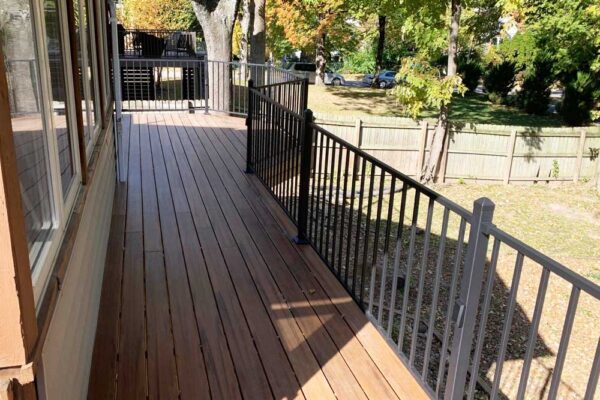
[89,111,427,400]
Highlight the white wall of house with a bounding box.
[40,127,116,400]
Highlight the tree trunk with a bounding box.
[315,32,327,86]
[191,0,238,112]
[239,0,253,65]
[420,0,461,183]
[372,15,386,89]
[250,0,265,84]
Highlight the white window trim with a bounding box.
[28,0,83,306]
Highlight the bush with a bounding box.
[458,60,483,93]
[518,60,552,115]
[484,61,516,99]
[559,72,597,126]
[341,48,375,74]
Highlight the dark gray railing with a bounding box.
[118,29,203,58]
[247,82,600,399]
[118,59,297,115]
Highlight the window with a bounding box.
[74,0,101,155]
[1,0,83,302]
[44,0,75,195]
[2,0,58,268]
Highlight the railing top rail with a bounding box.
[253,78,306,90]
[488,224,600,300]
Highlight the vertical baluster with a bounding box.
[384,180,406,334]
[436,218,467,397]
[422,207,450,378]
[396,190,421,351]
[351,158,368,298]
[319,135,331,254]
[337,147,351,278]
[325,139,337,264]
[584,339,600,400]
[409,197,435,366]
[547,286,581,400]
[515,267,550,400]
[358,166,378,308]
[331,143,344,276]
[490,253,525,399]
[344,154,359,288]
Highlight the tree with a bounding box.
[238,0,253,64]
[120,0,200,30]
[393,58,466,182]
[250,0,266,65]
[190,0,239,111]
[420,0,462,183]
[268,0,347,85]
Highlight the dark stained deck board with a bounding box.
[205,114,428,400]
[155,114,273,400]
[181,114,369,400]
[189,114,400,399]
[88,111,427,400]
[139,113,180,400]
[161,113,307,400]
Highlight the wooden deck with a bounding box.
[88,112,426,400]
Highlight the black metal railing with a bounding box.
[118,59,299,115]
[247,82,600,399]
[118,29,203,58]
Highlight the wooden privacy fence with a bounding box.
[315,113,600,186]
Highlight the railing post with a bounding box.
[245,79,254,174]
[444,197,495,400]
[293,109,314,245]
[301,78,309,112]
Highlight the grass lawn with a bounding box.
[432,183,600,284]
[308,84,565,127]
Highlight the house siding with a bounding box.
[40,127,116,400]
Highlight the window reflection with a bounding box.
[1,0,56,267]
[44,0,75,195]
[74,0,97,147]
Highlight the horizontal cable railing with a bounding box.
[247,83,600,399]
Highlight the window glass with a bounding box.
[44,0,75,195]
[1,0,57,267]
[74,0,95,146]
[84,0,100,126]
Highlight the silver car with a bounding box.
[285,62,346,86]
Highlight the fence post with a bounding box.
[245,79,254,174]
[416,120,428,177]
[293,109,314,245]
[351,119,363,180]
[438,131,450,183]
[595,157,600,191]
[444,197,495,400]
[504,129,517,184]
[574,129,586,183]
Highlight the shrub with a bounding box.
[484,61,516,99]
[458,60,483,93]
[559,72,597,126]
[341,48,375,74]
[518,60,552,115]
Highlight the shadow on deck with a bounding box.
[87,112,427,400]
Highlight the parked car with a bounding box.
[362,70,397,88]
[285,62,346,86]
